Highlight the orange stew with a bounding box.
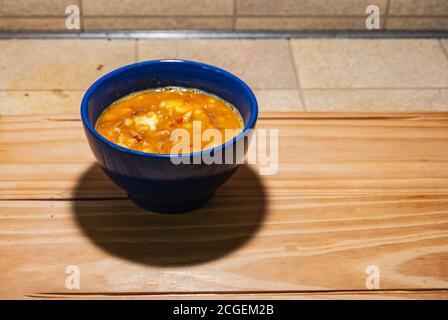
[95,87,244,154]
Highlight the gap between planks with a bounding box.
[24,288,448,299]
[2,112,448,121]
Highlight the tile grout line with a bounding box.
[287,40,307,111]
[0,89,86,92]
[383,0,391,30]
[232,0,237,30]
[439,39,448,64]
[79,0,84,31]
[134,39,139,62]
[301,87,448,90]
[2,14,448,19]
[2,87,448,93]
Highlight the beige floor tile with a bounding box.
[83,0,233,16]
[303,89,448,112]
[291,39,448,89]
[441,39,448,54]
[236,0,387,15]
[236,17,383,30]
[0,0,78,16]
[84,17,233,30]
[138,40,298,90]
[388,0,448,16]
[0,39,135,90]
[0,90,83,115]
[387,18,448,30]
[253,90,304,111]
[0,18,67,31]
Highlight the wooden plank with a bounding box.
[1,113,447,298]
[1,195,447,297]
[1,113,448,200]
[23,290,448,300]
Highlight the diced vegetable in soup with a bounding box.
[95,87,244,154]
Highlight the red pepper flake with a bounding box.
[129,129,143,142]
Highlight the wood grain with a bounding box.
[1,113,448,199]
[22,290,448,300]
[1,113,447,299]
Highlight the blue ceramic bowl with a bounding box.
[81,60,258,213]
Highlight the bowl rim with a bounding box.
[81,59,258,159]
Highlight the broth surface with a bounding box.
[95,87,244,154]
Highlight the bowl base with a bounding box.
[129,193,214,214]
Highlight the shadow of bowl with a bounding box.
[72,164,266,267]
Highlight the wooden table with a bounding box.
[1,112,447,299]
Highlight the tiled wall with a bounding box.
[0,0,447,31]
[2,38,448,114]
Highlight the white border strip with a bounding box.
[0,30,447,39]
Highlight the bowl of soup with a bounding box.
[81,60,258,213]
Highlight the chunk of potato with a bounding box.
[165,99,184,108]
[182,111,193,122]
[134,112,159,131]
